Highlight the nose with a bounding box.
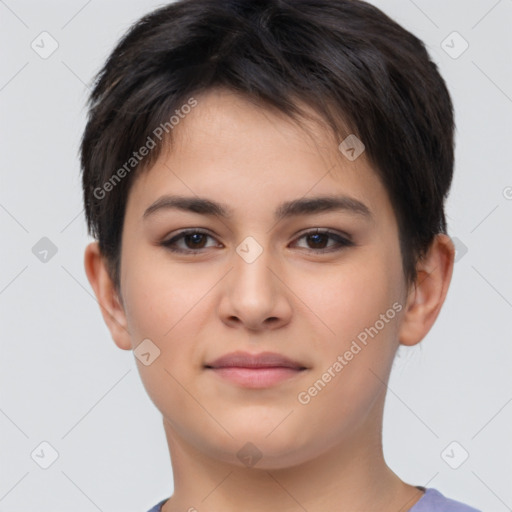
[217,241,293,332]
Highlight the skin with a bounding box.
[84,88,455,512]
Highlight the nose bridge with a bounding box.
[232,234,276,297]
[220,233,290,329]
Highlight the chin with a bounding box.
[203,427,315,470]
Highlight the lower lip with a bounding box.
[206,366,305,388]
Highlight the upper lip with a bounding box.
[204,351,307,370]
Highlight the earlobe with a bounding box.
[398,234,455,347]
[83,241,133,351]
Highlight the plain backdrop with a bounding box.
[1,1,511,511]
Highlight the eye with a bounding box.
[161,229,220,254]
[292,229,354,253]
[161,228,354,254]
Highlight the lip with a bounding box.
[204,351,308,389]
[205,350,307,369]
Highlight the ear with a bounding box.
[399,234,455,346]
[84,241,132,350]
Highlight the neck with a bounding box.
[160,405,424,512]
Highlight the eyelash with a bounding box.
[161,228,354,254]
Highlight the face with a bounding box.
[113,88,410,469]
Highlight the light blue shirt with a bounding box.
[145,487,482,511]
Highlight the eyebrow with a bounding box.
[143,194,373,222]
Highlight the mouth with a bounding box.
[204,351,308,389]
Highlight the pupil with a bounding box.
[188,233,205,247]
[309,233,326,248]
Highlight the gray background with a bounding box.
[1,0,511,511]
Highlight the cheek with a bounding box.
[120,252,213,415]
[292,267,402,445]
[308,249,402,372]
[122,248,210,340]
[296,252,403,345]
[291,249,404,405]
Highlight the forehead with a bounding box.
[171,88,340,163]
[125,88,394,227]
